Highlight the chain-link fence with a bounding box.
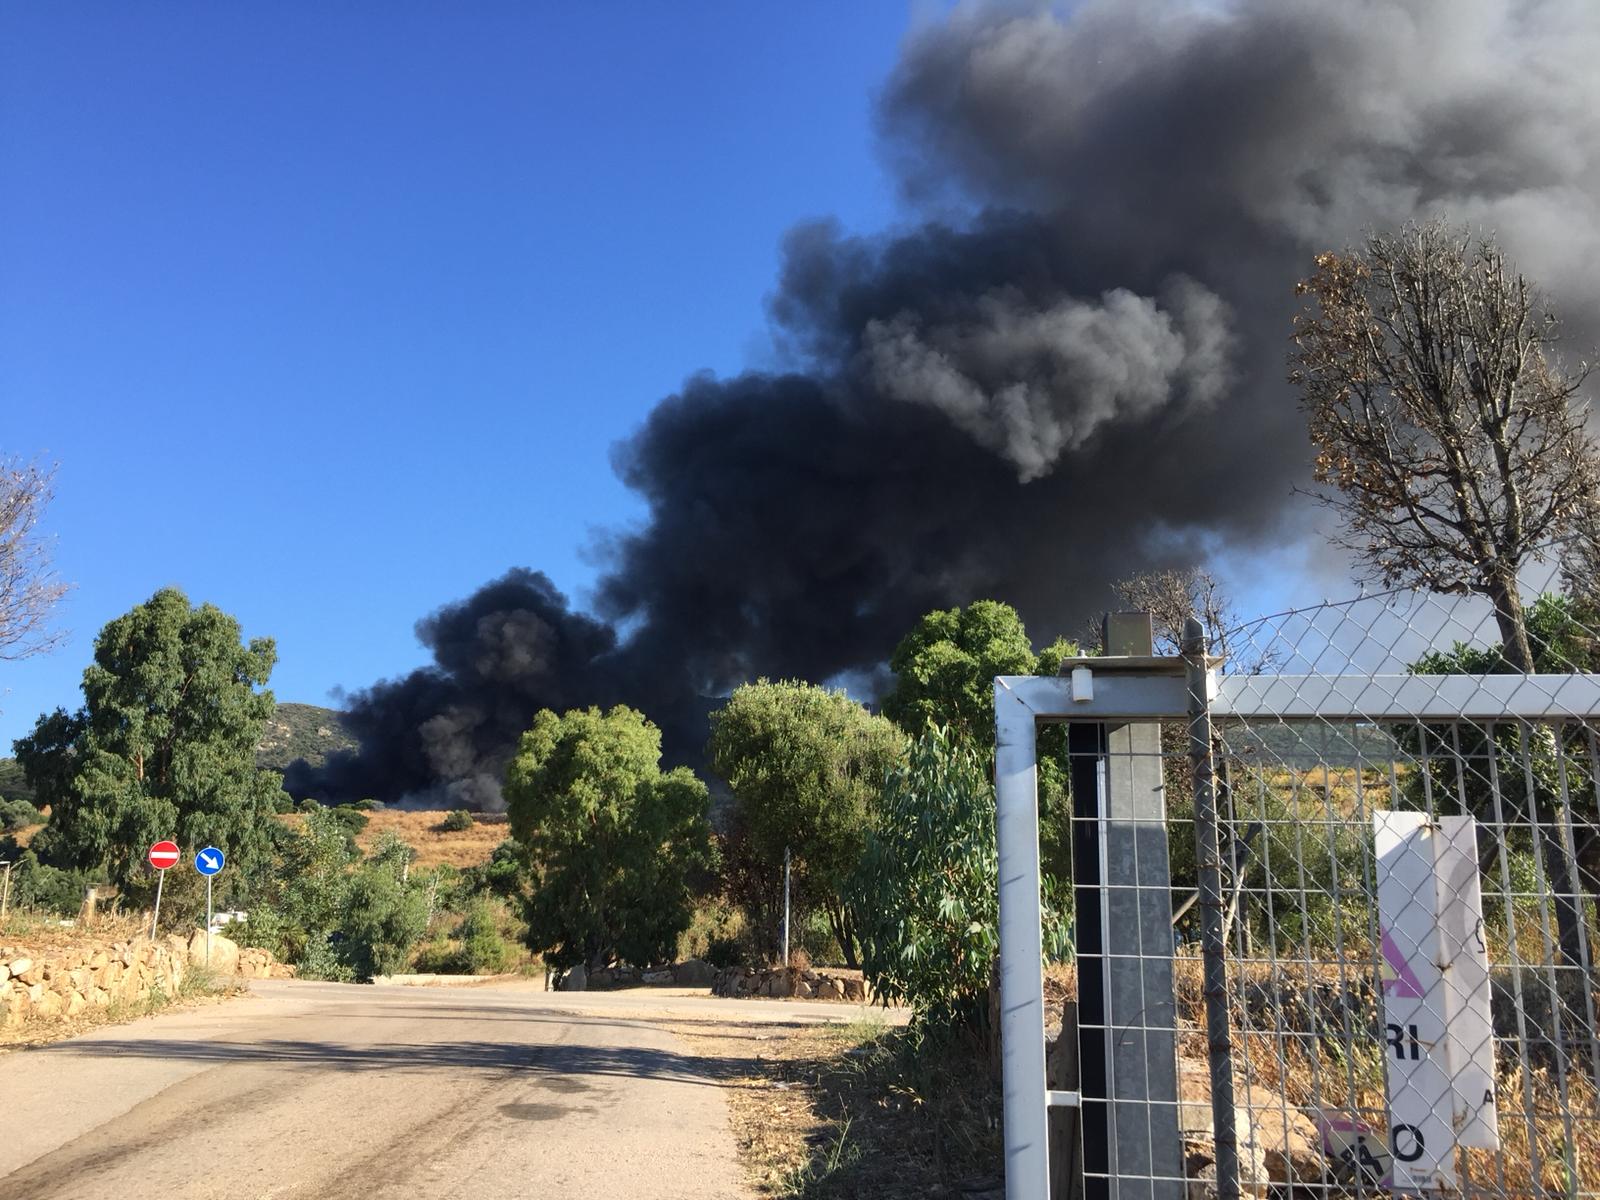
[999,583,1600,1200]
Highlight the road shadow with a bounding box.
[34,1030,767,1090]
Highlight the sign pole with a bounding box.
[205,874,213,967]
[782,846,791,968]
[150,869,165,940]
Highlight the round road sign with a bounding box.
[194,846,225,877]
[147,841,181,870]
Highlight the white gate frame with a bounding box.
[993,661,1600,1200]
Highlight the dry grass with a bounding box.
[280,808,508,869]
[672,1015,1002,1199]
[0,910,150,955]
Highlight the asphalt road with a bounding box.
[0,979,885,1200]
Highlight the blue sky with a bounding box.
[0,4,915,746]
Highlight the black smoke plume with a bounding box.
[295,0,1600,807]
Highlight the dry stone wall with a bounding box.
[712,964,868,1002]
[0,932,290,1031]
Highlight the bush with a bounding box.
[0,796,42,832]
[465,838,525,898]
[439,808,474,832]
[297,934,354,982]
[456,900,514,974]
[852,726,1070,1032]
[677,899,745,963]
[4,851,102,915]
[339,862,428,980]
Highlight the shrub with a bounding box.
[4,851,102,914]
[852,726,1071,1032]
[456,900,514,974]
[465,838,525,898]
[297,934,354,982]
[338,862,428,980]
[325,806,369,838]
[440,808,474,832]
[0,796,42,831]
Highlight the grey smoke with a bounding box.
[294,0,1600,807]
[860,277,1234,481]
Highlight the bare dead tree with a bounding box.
[1291,220,1598,672]
[1110,566,1236,659]
[0,457,68,661]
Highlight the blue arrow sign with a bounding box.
[194,846,225,877]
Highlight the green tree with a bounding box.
[708,680,905,967]
[882,600,1077,878]
[853,726,1071,1032]
[15,588,287,892]
[505,705,713,971]
[340,858,429,980]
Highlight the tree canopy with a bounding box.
[707,680,904,965]
[882,599,1074,745]
[16,587,286,890]
[1291,221,1598,671]
[505,705,712,971]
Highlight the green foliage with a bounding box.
[506,705,713,970]
[439,808,474,832]
[15,588,288,893]
[297,935,354,983]
[0,759,36,807]
[455,899,515,974]
[323,805,369,840]
[0,849,103,914]
[882,601,1039,745]
[677,898,746,965]
[0,795,41,831]
[464,837,526,898]
[340,859,429,980]
[853,727,1070,1032]
[237,808,428,981]
[708,680,905,965]
[882,599,1078,880]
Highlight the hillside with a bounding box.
[0,758,34,807]
[257,703,357,771]
[282,808,511,870]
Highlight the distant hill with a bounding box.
[0,758,34,806]
[257,703,357,772]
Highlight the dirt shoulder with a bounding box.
[667,1012,1004,1200]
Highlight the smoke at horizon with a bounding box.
[292,0,1600,808]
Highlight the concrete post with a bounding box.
[1071,613,1184,1200]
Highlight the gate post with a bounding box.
[1184,618,1239,1200]
[1070,614,1184,1200]
[996,678,1050,1199]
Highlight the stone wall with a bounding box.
[712,964,868,1001]
[564,958,719,991]
[0,931,289,1030]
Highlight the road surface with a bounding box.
[0,978,886,1200]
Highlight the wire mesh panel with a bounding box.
[1193,594,1600,1199]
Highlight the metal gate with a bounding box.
[994,603,1600,1199]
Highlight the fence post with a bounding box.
[1183,617,1238,1200]
[1070,613,1184,1199]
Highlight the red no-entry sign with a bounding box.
[147,841,180,870]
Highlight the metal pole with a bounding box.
[149,869,165,941]
[995,680,1050,1200]
[782,846,791,967]
[1183,617,1239,1200]
[205,874,213,967]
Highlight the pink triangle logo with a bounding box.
[1380,929,1426,998]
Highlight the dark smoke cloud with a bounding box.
[296,0,1600,807]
